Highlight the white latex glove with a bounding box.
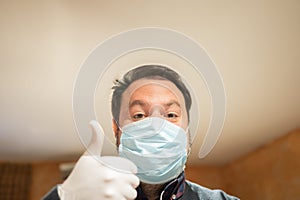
[58,120,140,200]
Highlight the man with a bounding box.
[44,65,239,200]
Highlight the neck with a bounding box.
[140,182,166,200]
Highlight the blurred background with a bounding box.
[0,1,299,199]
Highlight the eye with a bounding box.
[132,113,146,120]
[165,112,179,119]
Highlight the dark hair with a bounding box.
[111,64,192,123]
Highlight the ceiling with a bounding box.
[0,1,299,166]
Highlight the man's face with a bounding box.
[114,78,189,145]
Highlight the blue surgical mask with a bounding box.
[118,117,187,184]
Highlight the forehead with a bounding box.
[118,78,189,128]
[122,78,185,105]
[129,84,180,105]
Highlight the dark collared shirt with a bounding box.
[136,172,185,200]
[42,172,239,200]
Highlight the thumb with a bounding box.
[84,120,105,156]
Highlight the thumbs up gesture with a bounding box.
[58,121,140,200]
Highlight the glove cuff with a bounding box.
[58,184,76,200]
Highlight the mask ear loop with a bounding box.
[186,127,192,157]
[182,127,192,172]
[113,118,122,131]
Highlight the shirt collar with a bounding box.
[136,172,186,200]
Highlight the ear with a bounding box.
[112,119,119,137]
[112,119,121,147]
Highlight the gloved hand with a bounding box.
[58,120,140,200]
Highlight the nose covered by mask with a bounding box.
[118,117,188,184]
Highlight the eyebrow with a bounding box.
[166,100,181,108]
[129,100,181,108]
